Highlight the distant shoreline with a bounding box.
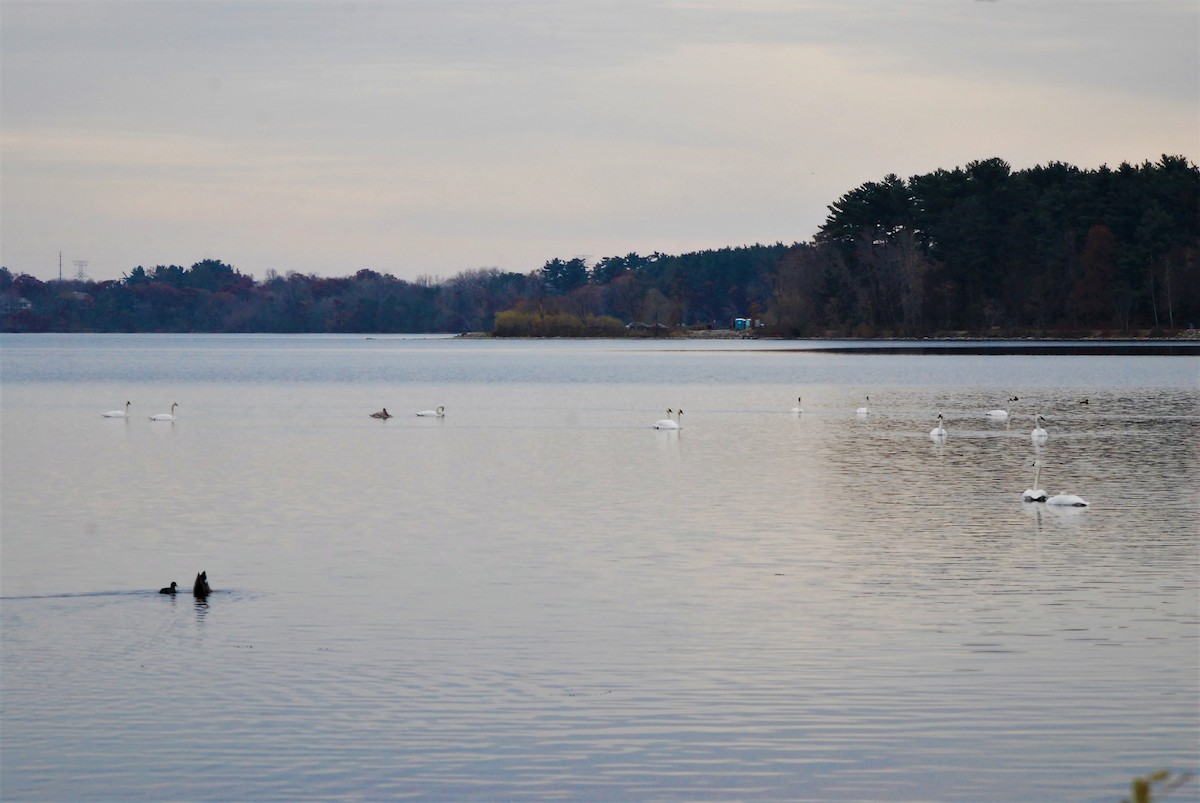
[770,342,1200,356]
[460,329,1200,354]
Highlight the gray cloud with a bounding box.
[2,1,1196,281]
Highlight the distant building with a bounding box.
[0,296,32,315]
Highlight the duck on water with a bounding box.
[193,571,211,598]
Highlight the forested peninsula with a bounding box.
[3,156,1197,338]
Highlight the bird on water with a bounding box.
[150,403,179,422]
[193,571,211,598]
[102,401,131,418]
[930,413,947,440]
[985,396,1018,421]
[653,408,680,430]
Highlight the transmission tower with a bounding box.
[72,260,90,281]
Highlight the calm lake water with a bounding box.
[2,334,1197,801]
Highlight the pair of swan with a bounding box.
[653,408,682,430]
[370,406,444,419]
[104,401,178,420]
[1022,460,1088,506]
[985,399,1051,442]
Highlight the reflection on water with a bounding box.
[1,335,1197,801]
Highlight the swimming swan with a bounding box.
[985,397,1018,421]
[370,408,393,419]
[159,581,177,594]
[149,403,179,422]
[791,397,804,414]
[1047,491,1089,507]
[102,401,131,418]
[856,396,870,416]
[1027,460,1087,506]
[416,406,445,417]
[653,408,680,430]
[1023,460,1048,502]
[929,413,947,440]
[1031,414,1048,443]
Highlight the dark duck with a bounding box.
[159,581,177,594]
[193,571,211,598]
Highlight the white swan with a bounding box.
[791,397,803,414]
[929,413,947,440]
[653,408,680,430]
[1031,414,1048,443]
[856,396,870,416]
[149,403,178,422]
[1047,491,1088,507]
[1023,460,1048,502]
[985,396,1018,421]
[1029,460,1087,505]
[102,401,131,418]
[416,405,445,417]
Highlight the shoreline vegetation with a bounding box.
[454,328,1200,355]
[3,155,1197,339]
[463,327,1200,341]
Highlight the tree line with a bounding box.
[3,155,1196,337]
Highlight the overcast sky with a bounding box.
[2,1,1196,283]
